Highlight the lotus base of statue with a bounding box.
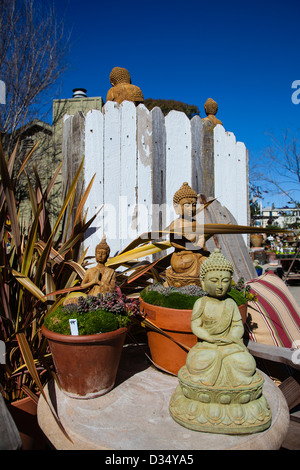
[169,366,272,435]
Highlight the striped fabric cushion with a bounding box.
[245,271,300,348]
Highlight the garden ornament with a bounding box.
[202,98,222,126]
[106,67,144,106]
[169,249,272,434]
[165,182,209,287]
[81,236,116,296]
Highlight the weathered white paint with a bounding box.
[137,104,153,239]
[120,101,138,251]
[84,109,104,257]
[236,141,248,226]
[165,110,192,225]
[103,101,121,257]
[63,102,250,261]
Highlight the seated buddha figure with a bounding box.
[165,182,209,287]
[202,98,223,127]
[106,67,144,106]
[81,236,116,296]
[169,249,272,434]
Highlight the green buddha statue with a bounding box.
[169,249,272,434]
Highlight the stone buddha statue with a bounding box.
[106,67,144,106]
[202,98,223,126]
[165,182,209,287]
[169,249,272,434]
[80,236,116,296]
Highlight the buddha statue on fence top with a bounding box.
[169,249,272,435]
[202,98,223,127]
[106,67,144,106]
[80,236,116,296]
[165,182,209,287]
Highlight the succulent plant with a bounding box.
[145,283,207,297]
[45,289,140,335]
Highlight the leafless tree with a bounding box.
[0,0,70,141]
[251,130,300,207]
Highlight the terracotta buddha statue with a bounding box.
[106,67,144,106]
[80,236,116,296]
[202,98,223,126]
[169,249,272,434]
[165,182,209,287]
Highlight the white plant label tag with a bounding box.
[69,319,79,335]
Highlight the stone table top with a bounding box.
[37,344,290,450]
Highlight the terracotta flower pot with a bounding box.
[140,299,248,376]
[8,396,46,450]
[41,324,128,399]
[140,299,196,376]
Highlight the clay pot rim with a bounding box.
[139,298,192,313]
[140,298,248,324]
[41,323,128,344]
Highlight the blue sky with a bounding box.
[52,0,300,208]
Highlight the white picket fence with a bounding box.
[62,100,249,259]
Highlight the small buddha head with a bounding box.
[95,236,110,263]
[204,98,218,116]
[199,249,233,298]
[109,67,131,86]
[173,182,198,220]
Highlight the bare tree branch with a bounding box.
[250,130,300,206]
[0,0,70,139]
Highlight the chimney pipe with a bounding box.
[72,88,87,98]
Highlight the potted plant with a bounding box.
[139,284,206,375]
[253,260,263,275]
[0,138,97,447]
[41,290,139,398]
[138,279,255,375]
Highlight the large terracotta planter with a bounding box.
[140,299,196,375]
[140,299,248,376]
[8,396,46,450]
[41,324,128,399]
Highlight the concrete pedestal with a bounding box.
[38,345,289,450]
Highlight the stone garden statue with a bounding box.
[165,182,209,287]
[169,249,272,434]
[106,67,144,106]
[202,98,222,126]
[80,236,116,296]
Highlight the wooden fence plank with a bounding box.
[103,101,121,256]
[62,114,73,197]
[84,109,104,256]
[63,112,85,240]
[204,198,256,282]
[202,120,214,197]
[137,104,153,242]
[152,106,166,234]
[120,101,138,250]
[191,115,203,194]
[165,110,192,213]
